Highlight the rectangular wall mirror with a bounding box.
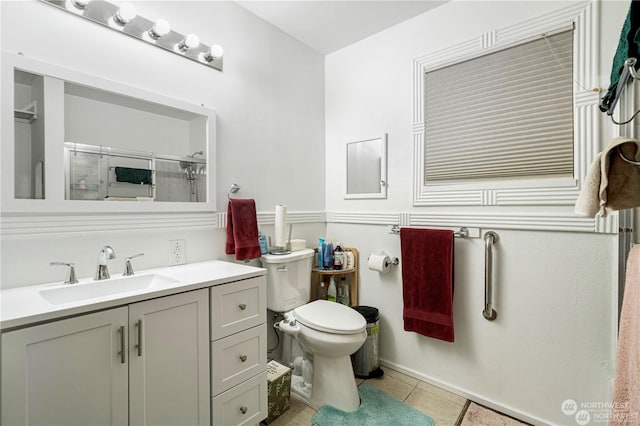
[345,134,387,199]
[3,52,216,213]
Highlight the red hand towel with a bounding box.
[400,228,454,342]
[225,199,262,261]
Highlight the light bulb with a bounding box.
[178,33,199,52]
[204,44,224,62]
[114,3,136,26]
[148,19,171,39]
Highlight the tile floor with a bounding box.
[268,366,529,425]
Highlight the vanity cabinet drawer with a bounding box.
[211,372,267,426]
[211,276,266,340]
[211,324,267,395]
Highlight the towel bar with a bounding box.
[483,231,498,321]
[389,225,471,237]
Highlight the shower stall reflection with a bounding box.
[177,151,206,202]
[156,155,206,202]
[65,143,206,202]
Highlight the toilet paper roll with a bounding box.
[368,252,392,273]
[274,204,287,248]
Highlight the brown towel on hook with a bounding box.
[575,137,640,217]
[225,199,262,261]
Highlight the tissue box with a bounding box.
[267,360,292,423]
[289,239,306,251]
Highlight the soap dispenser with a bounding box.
[258,232,268,254]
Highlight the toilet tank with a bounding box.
[261,248,314,312]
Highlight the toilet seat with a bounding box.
[294,300,366,334]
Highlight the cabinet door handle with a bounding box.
[239,354,248,362]
[118,325,126,364]
[238,303,247,310]
[240,406,248,415]
[135,319,142,357]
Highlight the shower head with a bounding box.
[180,151,204,180]
[180,151,203,170]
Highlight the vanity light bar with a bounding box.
[41,0,223,71]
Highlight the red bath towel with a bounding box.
[400,228,454,342]
[225,199,262,261]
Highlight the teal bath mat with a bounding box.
[311,383,435,426]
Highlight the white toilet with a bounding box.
[261,248,367,412]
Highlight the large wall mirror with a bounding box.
[345,134,387,199]
[2,52,216,213]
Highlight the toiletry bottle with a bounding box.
[333,242,344,270]
[318,281,328,300]
[327,276,337,302]
[337,284,343,304]
[345,250,354,269]
[318,237,325,268]
[340,277,350,306]
[323,241,333,269]
[258,232,268,254]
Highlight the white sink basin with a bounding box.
[40,274,179,306]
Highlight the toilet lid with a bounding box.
[294,300,366,334]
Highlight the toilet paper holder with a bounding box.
[367,254,399,267]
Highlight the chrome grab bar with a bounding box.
[483,231,498,321]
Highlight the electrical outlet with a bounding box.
[169,239,186,265]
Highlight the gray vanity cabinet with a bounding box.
[210,276,268,426]
[1,307,130,425]
[1,289,209,426]
[129,289,210,426]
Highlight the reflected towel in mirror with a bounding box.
[114,167,153,185]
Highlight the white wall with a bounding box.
[325,1,629,424]
[0,1,326,287]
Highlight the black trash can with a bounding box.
[351,306,384,379]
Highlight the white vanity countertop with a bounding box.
[0,260,266,330]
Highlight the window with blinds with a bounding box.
[424,29,574,184]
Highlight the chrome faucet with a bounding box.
[50,261,79,284]
[95,246,116,280]
[123,253,144,276]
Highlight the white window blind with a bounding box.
[424,29,574,183]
